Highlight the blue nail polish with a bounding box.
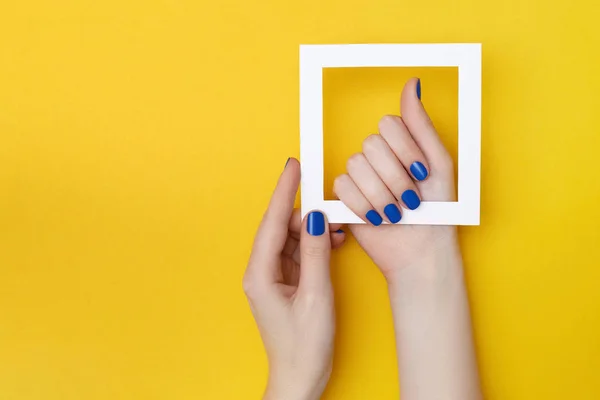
[307,211,325,236]
[410,161,428,181]
[401,190,421,210]
[416,79,421,100]
[335,229,344,233]
[383,204,402,224]
[365,210,383,226]
[284,157,290,168]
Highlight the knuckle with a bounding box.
[333,174,349,193]
[362,134,382,154]
[391,171,411,186]
[296,290,331,309]
[346,153,365,171]
[302,245,329,260]
[242,273,258,298]
[378,114,401,131]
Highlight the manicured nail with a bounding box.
[401,190,421,210]
[416,79,421,100]
[365,210,383,226]
[410,161,428,181]
[383,204,402,224]
[284,157,290,168]
[307,211,325,236]
[335,229,344,233]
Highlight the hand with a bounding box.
[334,78,482,399]
[243,158,345,400]
[333,78,459,281]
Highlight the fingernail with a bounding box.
[365,210,383,226]
[335,229,344,233]
[401,190,421,210]
[284,157,290,168]
[307,211,326,236]
[416,79,421,100]
[410,161,428,181]
[384,204,402,224]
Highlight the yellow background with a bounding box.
[1,0,600,399]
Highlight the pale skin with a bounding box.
[243,78,482,400]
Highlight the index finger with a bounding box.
[248,158,300,277]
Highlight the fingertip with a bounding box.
[366,209,383,226]
[329,222,344,232]
[281,157,300,181]
[401,189,421,210]
[306,210,327,236]
[401,77,421,108]
[284,157,300,170]
[331,232,346,249]
[410,161,429,181]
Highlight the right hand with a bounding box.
[333,78,460,281]
[244,159,345,400]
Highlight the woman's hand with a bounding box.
[334,78,458,282]
[244,158,345,400]
[334,78,482,400]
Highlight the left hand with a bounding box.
[243,158,345,400]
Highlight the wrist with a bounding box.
[264,370,328,400]
[385,237,464,295]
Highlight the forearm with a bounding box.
[387,244,482,400]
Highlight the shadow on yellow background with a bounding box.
[1,0,599,399]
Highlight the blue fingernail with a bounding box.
[307,211,325,236]
[335,229,344,233]
[365,210,383,226]
[284,157,290,168]
[416,79,421,100]
[401,190,421,210]
[383,204,402,224]
[410,161,428,181]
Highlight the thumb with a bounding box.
[299,210,332,294]
[400,77,449,169]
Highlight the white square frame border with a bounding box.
[300,43,481,225]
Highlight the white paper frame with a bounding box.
[300,43,481,225]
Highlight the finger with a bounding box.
[299,210,332,294]
[362,133,422,211]
[346,153,403,223]
[329,223,343,232]
[290,230,345,265]
[248,158,299,282]
[331,230,346,250]
[400,78,456,201]
[282,235,299,257]
[289,208,342,239]
[378,115,429,182]
[400,78,453,173]
[289,209,302,237]
[287,230,345,260]
[334,173,383,226]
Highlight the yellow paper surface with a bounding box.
[1,0,599,399]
